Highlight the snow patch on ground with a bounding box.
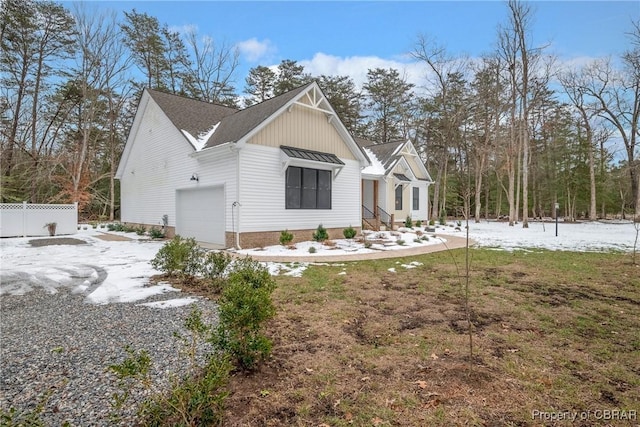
[1,220,636,305]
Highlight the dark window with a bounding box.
[286,166,331,209]
[413,187,419,210]
[286,167,301,209]
[395,185,403,210]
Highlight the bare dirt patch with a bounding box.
[93,233,133,241]
[28,237,88,247]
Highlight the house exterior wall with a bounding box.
[411,181,429,222]
[385,162,430,224]
[405,155,429,180]
[248,104,356,160]
[237,143,362,233]
[119,98,198,228]
[119,97,237,231]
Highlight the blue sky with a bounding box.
[78,1,639,92]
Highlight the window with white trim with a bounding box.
[413,187,419,210]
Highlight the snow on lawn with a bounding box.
[236,227,445,258]
[1,220,636,305]
[436,219,638,252]
[0,228,175,305]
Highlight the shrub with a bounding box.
[308,246,317,254]
[364,241,372,249]
[279,230,294,246]
[210,257,276,370]
[396,239,405,246]
[109,223,125,232]
[135,225,146,236]
[421,235,430,241]
[343,225,357,239]
[139,356,231,426]
[429,219,435,226]
[110,308,232,426]
[149,227,164,239]
[404,216,413,228]
[202,251,233,292]
[150,236,204,278]
[414,238,422,244]
[415,220,422,227]
[312,224,329,242]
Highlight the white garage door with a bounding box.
[176,186,225,246]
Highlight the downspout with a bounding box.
[235,144,241,249]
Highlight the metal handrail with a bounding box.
[362,204,376,219]
[377,206,392,227]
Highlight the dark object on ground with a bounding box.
[29,238,87,247]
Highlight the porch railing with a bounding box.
[362,205,394,231]
[377,206,392,229]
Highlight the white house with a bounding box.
[116,82,433,248]
[357,138,433,230]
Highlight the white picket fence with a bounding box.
[0,202,78,238]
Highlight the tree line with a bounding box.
[1,0,638,222]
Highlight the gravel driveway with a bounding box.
[0,288,219,426]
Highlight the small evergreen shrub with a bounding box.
[139,356,231,426]
[364,241,372,249]
[415,220,422,227]
[150,236,204,278]
[429,219,435,226]
[210,257,276,370]
[110,308,231,426]
[308,246,317,254]
[343,225,357,239]
[396,239,406,246]
[149,227,164,239]
[279,230,294,246]
[312,224,329,242]
[109,223,125,232]
[404,216,413,228]
[202,251,233,292]
[421,235,430,241]
[135,225,146,236]
[414,238,422,244]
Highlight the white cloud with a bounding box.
[168,24,199,36]
[237,37,275,63]
[298,52,435,94]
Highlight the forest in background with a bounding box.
[1,0,638,223]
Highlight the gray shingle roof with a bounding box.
[204,83,312,148]
[355,139,405,174]
[146,89,238,140]
[146,84,314,150]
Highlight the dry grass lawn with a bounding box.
[188,249,640,426]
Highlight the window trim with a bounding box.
[412,187,419,210]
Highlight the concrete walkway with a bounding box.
[232,234,473,263]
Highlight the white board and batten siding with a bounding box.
[238,144,362,233]
[118,94,237,238]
